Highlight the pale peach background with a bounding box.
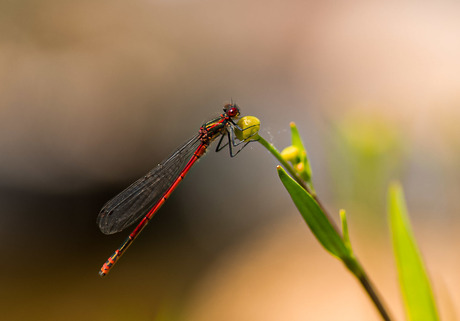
[1,1,459,320]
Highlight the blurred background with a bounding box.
[1,0,460,320]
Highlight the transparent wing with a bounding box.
[97,134,202,235]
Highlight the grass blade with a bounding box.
[388,183,439,321]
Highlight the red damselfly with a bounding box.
[97,103,257,276]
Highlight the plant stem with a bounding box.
[344,258,393,321]
[359,273,393,321]
[257,135,394,321]
[257,136,308,190]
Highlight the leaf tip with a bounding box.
[276,165,285,176]
[389,180,402,194]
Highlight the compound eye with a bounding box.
[227,106,240,117]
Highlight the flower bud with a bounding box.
[295,162,305,173]
[281,145,299,163]
[235,116,261,141]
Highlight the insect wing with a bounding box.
[97,135,202,234]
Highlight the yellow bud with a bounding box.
[281,146,299,163]
[235,116,261,141]
[295,162,304,173]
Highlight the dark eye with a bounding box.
[226,105,240,117]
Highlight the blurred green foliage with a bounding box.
[330,111,405,214]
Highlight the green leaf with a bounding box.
[388,183,439,321]
[340,209,352,253]
[290,122,314,193]
[290,122,305,154]
[277,166,350,259]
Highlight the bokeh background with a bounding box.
[1,0,460,320]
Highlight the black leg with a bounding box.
[228,122,260,147]
[215,122,260,157]
[215,132,229,152]
[229,140,251,157]
[227,130,235,157]
[227,125,258,157]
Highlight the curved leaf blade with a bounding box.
[277,166,350,259]
[388,183,439,321]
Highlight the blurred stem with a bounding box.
[257,135,393,321]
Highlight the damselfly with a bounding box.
[97,103,257,276]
